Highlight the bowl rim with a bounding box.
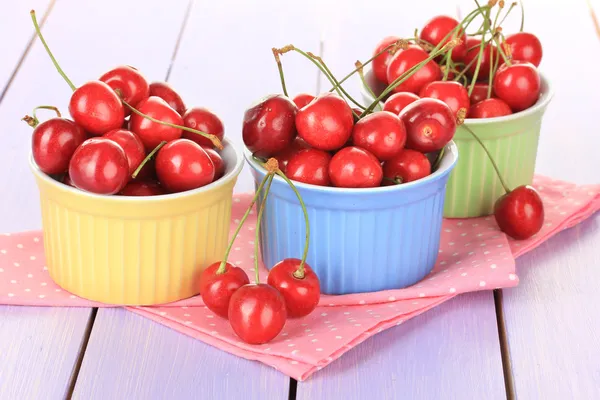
[360,65,554,125]
[244,140,458,194]
[29,137,244,202]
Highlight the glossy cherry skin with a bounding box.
[505,32,543,67]
[329,146,383,188]
[419,81,470,117]
[119,181,164,196]
[296,92,353,151]
[351,111,406,161]
[267,258,320,318]
[129,96,183,151]
[272,137,310,174]
[155,139,215,193]
[400,98,456,153]
[286,148,332,186]
[382,92,420,115]
[68,138,129,195]
[202,146,225,180]
[493,62,541,112]
[103,129,145,175]
[386,45,442,94]
[372,35,401,84]
[469,83,492,105]
[32,118,86,175]
[198,262,250,318]
[420,16,467,61]
[228,284,287,344]
[99,65,149,115]
[383,149,431,184]
[69,81,125,135]
[292,93,315,109]
[182,107,224,148]
[148,82,186,115]
[470,98,512,119]
[494,185,544,240]
[463,37,497,78]
[242,94,297,157]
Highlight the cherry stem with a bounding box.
[131,140,166,179]
[253,173,275,283]
[519,0,525,32]
[493,35,512,66]
[432,148,445,172]
[356,60,377,101]
[461,123,511,193]
[383,176,403,185]
[30,10,76,92]
[22,105,62,128]
[271,48,289,97]
[216,173,271,274]
[467,8,490,97]
[120,98,223,150]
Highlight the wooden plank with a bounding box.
[0,306,92,399]
[296,292,507,400]
[72,308,290,400]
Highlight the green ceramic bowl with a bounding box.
[359,67,554,218]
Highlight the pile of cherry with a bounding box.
[371,2,543,119]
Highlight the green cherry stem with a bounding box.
[253,173,275,283]
[431,147,445,172]
[120,98,224,150]
[31,10,76,92]
[494,34,512,66]
[519,0,525,32]
[131,140,167,179]
[22,105,62,128]
[271,48,289,97]
[356,60,377,101]
[216,173,272,275]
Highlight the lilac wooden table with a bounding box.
[0,0,598,399]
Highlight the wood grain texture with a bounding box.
[0,306,92,400]
[72,308,290,400]
[297,292,506,400]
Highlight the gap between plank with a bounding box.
[65,308,98,400]
[288,378,298,400]
[164,0,195,82]
[494,289,515,400]
[0,0,57,105]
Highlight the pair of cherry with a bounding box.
[199,164,320,344]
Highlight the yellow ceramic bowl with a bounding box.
[29,139,243,306]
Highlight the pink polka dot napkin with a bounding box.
[1,175,598,380]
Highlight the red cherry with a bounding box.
[69,81,125,135]
[420,16,467,61]
[199,262,250,318]
[286,148,332,186]
[505,32,543,67]
[68,138,129,195]
[148,82,186,115]
[372,36,401,84]
[272,137,310,174]
[267,258,320,318]
[119,181,164,196]
[400,98,456,153]
[494,185,544,240]
[132,157,157,181]
[493,62,541,112]
[463,38,496,78]
[202,146,225,180]
[469,83,492,105]
[382,149,431,184]
[31,118,86,175]
[351,111,406,161]
[292,93,315,109]
[382,92,420,115]
[419,81,470,117]
[62,174,75,187]
[470,98,512,119]
[129,96,183,151]
[296,92,353,151]
[155,139,215,193]
[103,129,145,175]
[99,65,149,115]
[182,107,224,148]
[328,146,383,188]
[228,284,287,344]
[242,94,297,157]
[386,45,442,94]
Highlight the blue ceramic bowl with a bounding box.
[244,141,459,295]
